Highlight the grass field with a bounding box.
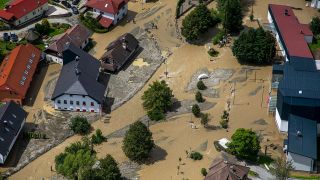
[0,0,10,9]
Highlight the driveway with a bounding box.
[248,165,276,180]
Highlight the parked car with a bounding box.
[10,34,18,42]
[72,0,79,5]
[61,1,71,8]
[3,33,10,41]
[71,6,79,14]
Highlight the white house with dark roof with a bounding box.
[51,44,107,113]
[0,101,26,164]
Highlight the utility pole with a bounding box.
[261,85,264,108]
[232,81,236,105]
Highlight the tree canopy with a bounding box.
[142,80,173,121]
[122,121,154,162]
[272,157,293,180]
[70,116,91,135]
[232,27,276,64]
[219,0,243,33]
[181,4,216,41]
[227,128,260,161]
[310,16,320,36]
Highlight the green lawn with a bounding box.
[290,175,320,179]
[309,39,320,52]
[0,0,10,9]
[48,27,67,37]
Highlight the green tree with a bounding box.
[93,155,121,180]
[232,27,276,64]
[197,80,207,90]
[195,91,205,102]
[200,113,209,127]
[310,16,320,36]
[142,80,174,121]
[227,128,260,161]
[70,116,91,135]
[147,108,165,121]
[181,4,215,41]
[201,168,207,176]
[122,121,154,162]
[272,157,293,180]
[220,0,243,33]
[41,19,51,34]
[91,129,106,145]
[192,104,201,117]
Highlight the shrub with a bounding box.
[192,104,201,117]
[195,91,204,103]
[207,48,219,57]
[70,116,91,135]
[310,16,320,36]
[122,121,154,162]
[197,80,207,90]
[220,119,228,129]
[201,168,207,176]
[189,151,203,160]
[221,110,229,121]
[200,113,209,127]
[147,108,165,121]
[91,129,106,145]
[212,30,225,45]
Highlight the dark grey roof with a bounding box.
[278,61,320,100]
[0,101,26,162]
[101,33,139,69]
[288,114,317,159]
[51,44,107,103]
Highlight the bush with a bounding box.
[70,116,91,135]
[220,119,228,129]
[232,27,276,64]
[201,168,207,176]
[122,121,154,162]
[310,16,320,36]
[147,108,165,121]
[79,13,109,33]
[195,91,204,103]
[91,129,106,145]
[189,151,203,160]
[200,113,209,127]
[212,30,225,45]
[227,128,261,161]
[192,104,201,117]
[197,80,207,90]
[221,110,229,121]
[207,48,219,57]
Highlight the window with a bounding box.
[70,101,73,105]
[76,101,80,105]
[57,100,61,104]
[27,65,31,69]
[83,109,86,112]
[24,70,28,75]
[70,95,73,97]
[22,76,26,81]
[64,100,67,104]
[91,110,94,112]
[83,101,86,106]
[33,12,35,15]
[29,59,33,63]
[20,81,24,85]
[77,109,80,112]
[82,95,85,98]
[91,102,94,106]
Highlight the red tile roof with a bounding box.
[0,0,48,21]
[0,44,41,102]
[99,16,113,28]
[269,4,313,59]
[85,0,128,14]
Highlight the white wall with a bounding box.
[92,3,128,25]
[0,154,3,164]
[13,3,49,26]
[304,35,313,44]
[54,94,101,113]
[46,54,63,65]
[287,152,314,172]
[275,108,288,132]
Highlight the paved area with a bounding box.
[46,5,70,16]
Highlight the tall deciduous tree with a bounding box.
[181,4,215,41]
[232,27,276,64]
[310,16,320,36]
[220,0,243,33]
[94,155,121,180]
[122,121,154,162]
[227,128,260,161]
[142,80,173,121]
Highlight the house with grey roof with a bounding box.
[45,25,91,65]
[0,101,26,164]
[100,33,139,72]
[51,44,107,113]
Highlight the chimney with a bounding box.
[122,42,127,50]
[75,56,80,61]
[284,9,288,16]
[297,130,302,137]
[75,68,81,75]
[300,30,304,34]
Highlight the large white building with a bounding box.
[0,0,48,27]
[51,44,107,113]
[85,0,128,28]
